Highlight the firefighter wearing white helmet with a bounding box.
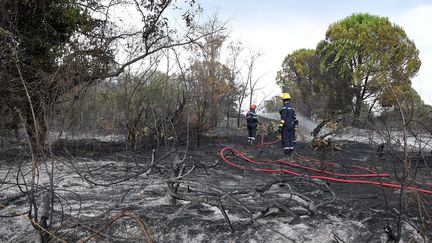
[279,92,298,157]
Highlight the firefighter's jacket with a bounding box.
[246,109,258,126]
[279,102,297,129]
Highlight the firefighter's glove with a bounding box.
[278,123,283,133]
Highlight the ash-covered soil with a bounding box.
[0,132,431,242]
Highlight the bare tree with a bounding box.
[366,82,432,241]
[226,41,246,128]
[0,0,208,151]
[245,49,264,108]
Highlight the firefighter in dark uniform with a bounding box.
[278,92,298,156]
[246,104,259,144]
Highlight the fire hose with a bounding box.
[219,126,432,195]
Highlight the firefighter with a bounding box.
[246,104,259,144]
[278,92,298,156]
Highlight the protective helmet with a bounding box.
[281,92,291,100]
[250,104,257,109]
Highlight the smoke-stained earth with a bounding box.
[0,131,431,242]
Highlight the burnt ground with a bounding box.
[0,132,431,242]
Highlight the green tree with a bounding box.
[0,0,96,151]
[320,13,421,126]
[276,48,329,119]
[377,83,427,127]
[263,96,282,113]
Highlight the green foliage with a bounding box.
[324,12,420,91]
[319,39,361,78]
[320,13,421,125]
[263,96,281,113]
[418,104,432,128]
[0,0,98,148]
[374,84,432,129]
[1,0,91,70]
[275,13,423,127]
[380,83,421,107]
[276,48,331,119]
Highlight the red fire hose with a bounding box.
[219,127,432,195]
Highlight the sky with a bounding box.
[197,0,432,106]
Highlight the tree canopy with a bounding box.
[321,13,421,125]
[277,13,422,126]
[0,0,97,148]
[276,49,327,118]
